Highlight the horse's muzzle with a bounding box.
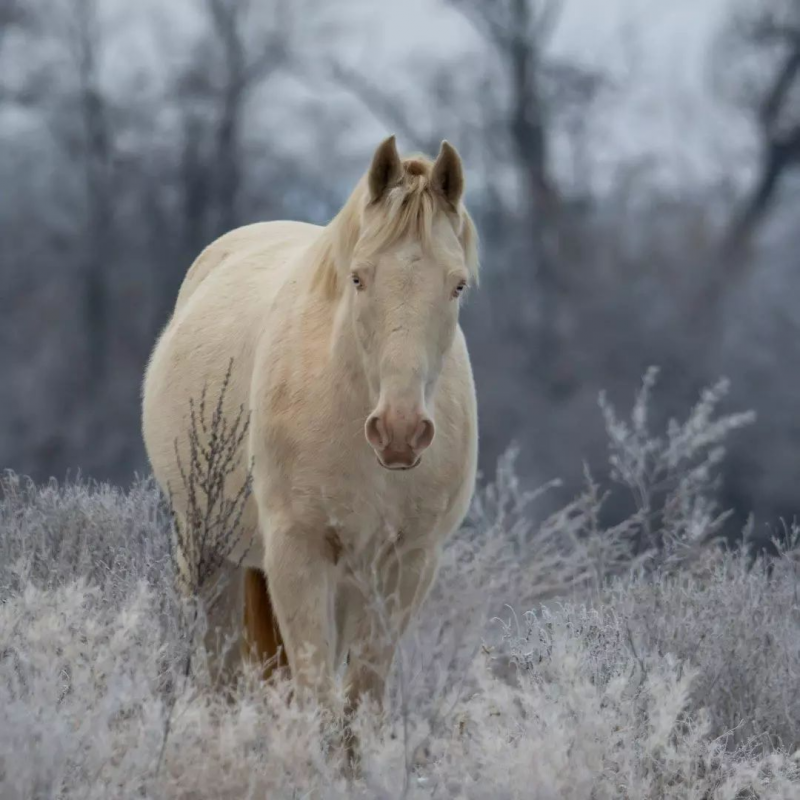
[365,403,434,471]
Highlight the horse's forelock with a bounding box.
[361,156,445,251]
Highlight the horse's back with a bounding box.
[174,221,320,313]
[142,219,320,569]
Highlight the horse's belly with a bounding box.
[227,522,265,570]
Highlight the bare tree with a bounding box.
[31,0,117,387]
[184,0,289,239]
[73,0,114,385]
[447,0,607,388]
[0,0,26,59]
[147,0,291,328]
[721,0,800,251]
[449,0,563,222]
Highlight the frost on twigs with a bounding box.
[4,372,799,798]
[158,360,255,770]
[600,367,755,569]
[433,369,754,634]
[168,358,253,602]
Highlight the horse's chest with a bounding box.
[320,471,453,556]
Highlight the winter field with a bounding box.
[2,375,800,799]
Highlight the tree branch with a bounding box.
[760,49,800,129]
[329,63,437,153]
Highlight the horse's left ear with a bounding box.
[431,141,464,207]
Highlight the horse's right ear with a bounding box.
[368,135,403,203]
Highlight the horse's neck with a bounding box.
[328,294,370,401]
[290,213,375,414]
[298,231,370,404]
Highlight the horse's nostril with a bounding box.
[365,414,389,450]
[411,417,435,451]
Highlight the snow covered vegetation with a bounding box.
[2,375,800,798]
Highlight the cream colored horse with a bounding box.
[142,136,479,714]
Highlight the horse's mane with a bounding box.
[312,155,479,300]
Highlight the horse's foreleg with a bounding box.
[343,546,438,714]
[263,526,337,705]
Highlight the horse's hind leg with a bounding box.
[242,567,289,680]
[203,560,246,685]
[169,513,248,685]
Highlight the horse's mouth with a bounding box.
[376,456,422,471]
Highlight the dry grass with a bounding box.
[1,375,799,798]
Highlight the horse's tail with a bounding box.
[242,567,289,679]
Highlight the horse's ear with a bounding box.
[431,140,464,207]
[368,135,403,203]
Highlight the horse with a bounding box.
[142,135,480,719]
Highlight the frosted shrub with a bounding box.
[420,368,755,654]
[600,368,755,567]
[2,374,798,798]
[0,473,173,601]
[3,562,799,798]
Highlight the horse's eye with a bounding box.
[453,281,467,298]
[352,274,363,290]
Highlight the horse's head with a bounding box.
[342,136,479,470]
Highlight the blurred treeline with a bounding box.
[2,0,800,532]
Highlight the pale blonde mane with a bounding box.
[312,155,479,300]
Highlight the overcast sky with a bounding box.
[330,0,756,192]
[4,0,755,195]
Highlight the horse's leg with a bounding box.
[263,524,338,706]
[242,567,289,680]
[203,560,245,685]
[170,509,245,686]
[342,546,439,715]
